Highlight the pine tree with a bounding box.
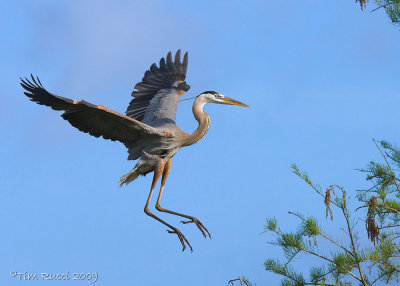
[231,140,400,286]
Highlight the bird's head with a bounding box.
[199,91,249,107]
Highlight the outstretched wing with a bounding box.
[126,50,190,127]
[21,75,164,144]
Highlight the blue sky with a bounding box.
[1,0,399,285]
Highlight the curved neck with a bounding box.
[184,96,210,146]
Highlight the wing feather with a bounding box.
[126,50,190,126]
[21,75,164,144]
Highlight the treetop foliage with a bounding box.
[259,140,400,286]
[357,0,400,25]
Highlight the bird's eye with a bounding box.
[215,94,222,99]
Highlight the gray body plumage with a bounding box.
[122,50,197,181]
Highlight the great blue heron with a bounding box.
[21,50,249,251]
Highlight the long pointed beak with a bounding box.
[221,96,250,107]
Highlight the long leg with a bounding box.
[155,159,211,238]
[144,159,192,252]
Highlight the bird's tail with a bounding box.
[119,167,139,187]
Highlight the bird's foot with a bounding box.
[167,228,193,252]
[181,217,211,239]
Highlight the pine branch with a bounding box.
[373,138,400,194]
[300,248,363,283]
[291,164,340,208]
[370,1,396,12]
[288,211,354,257]
[337,185,368,285]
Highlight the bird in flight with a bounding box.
[21,50,249,251]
